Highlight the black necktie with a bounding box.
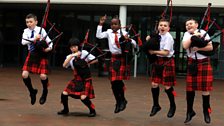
[30,30,35,52]
[30,30,34,38]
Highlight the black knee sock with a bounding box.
[202,95,211,113]
[23,76,34,93]
[111,81,121,104]
[151,87,160,106]
[41,78,48,93]
[81,97,95,112]
[186,91,195,112]
[61,93,69,111]
[118,81,125,101]
[165,87,176,107]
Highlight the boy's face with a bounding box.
[70,45,78,53]
[25,18,38,30]
[185,20,198,34]
[110,19,121,32]
[158,21,170,35]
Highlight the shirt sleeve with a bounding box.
[163,35,174,51]
[182,32,190,42]
[64,55,72,68]
[21,29,34,45]
[41,28,53,49]
[81,50,96,62]
[96,25,108,39]
[122,30,137,48]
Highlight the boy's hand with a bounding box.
[192,47,200,52]
[146,35,151,41]
[193,31,202,37]
[43,47,52,52]
[99,15,107,25]
[148,50,155,55]
[71,51,81,57]
[35,34,41,41]
[124,34,131,41]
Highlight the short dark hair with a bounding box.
[68,37,80,48]
[26,13,37,21]
[185,18,198,24]
[159,18,170,25]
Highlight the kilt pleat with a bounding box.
[151,57,176,86]
[22,52,48,74]
[109,54,130,81]
[64,70,95,99]
[186,57,213,91]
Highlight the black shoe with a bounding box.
[57,109,69,115]
[150,105,161,117]
[114,104,120,113]
[184,111,196,123]
[89,110,96,117]
[30,89,38,105]
[167,105,176,118]
[119,100,127,111]
[203,111,211,124]
[39,90,48,105]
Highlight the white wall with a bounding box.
[0,0,223,7]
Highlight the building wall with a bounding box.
[0,0,224,7]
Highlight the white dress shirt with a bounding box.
[96,25,136,54]
[21,26,52,50]
[158,32,175,58]
[65,50,95,70]
[182,29,211,59]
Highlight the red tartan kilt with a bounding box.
[186,58,213,91]
[22,52,48,74]
[64,76,95,99]
[109,54,130,81]
[151,57,176,86]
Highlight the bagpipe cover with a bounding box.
[73,59,91,79]
[197,42,220,56]
[142,32,161,64]
[190,36,220,56]
[190,36,208,48]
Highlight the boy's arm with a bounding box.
[182,32,192,49]
[131,39,137,48]
[96,15,108,39]
[123,31,137,48]
[96,25,108,39]
[62,53,79,68]
[192,42,213,52]
[149,50,169,56]
[21,30,34,45]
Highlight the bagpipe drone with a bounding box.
[23,0,63,57]
[117,22,143,76]
[73,29,106,79]
[190,3,224,56]
[142,0,173,64]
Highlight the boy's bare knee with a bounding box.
[151,82,159,88]
[40,74,47,80]
[22,71,29,78]
[80,95,87,100]
[62,91,68,95]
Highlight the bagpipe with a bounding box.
[143,0,172,64]
[73,29,106,79]
[119,24,134,62]
[142,21,161,64]
[115,24,143,76]
[190,3,224,56]
[119,24,143,62]
[23,0,63,56]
